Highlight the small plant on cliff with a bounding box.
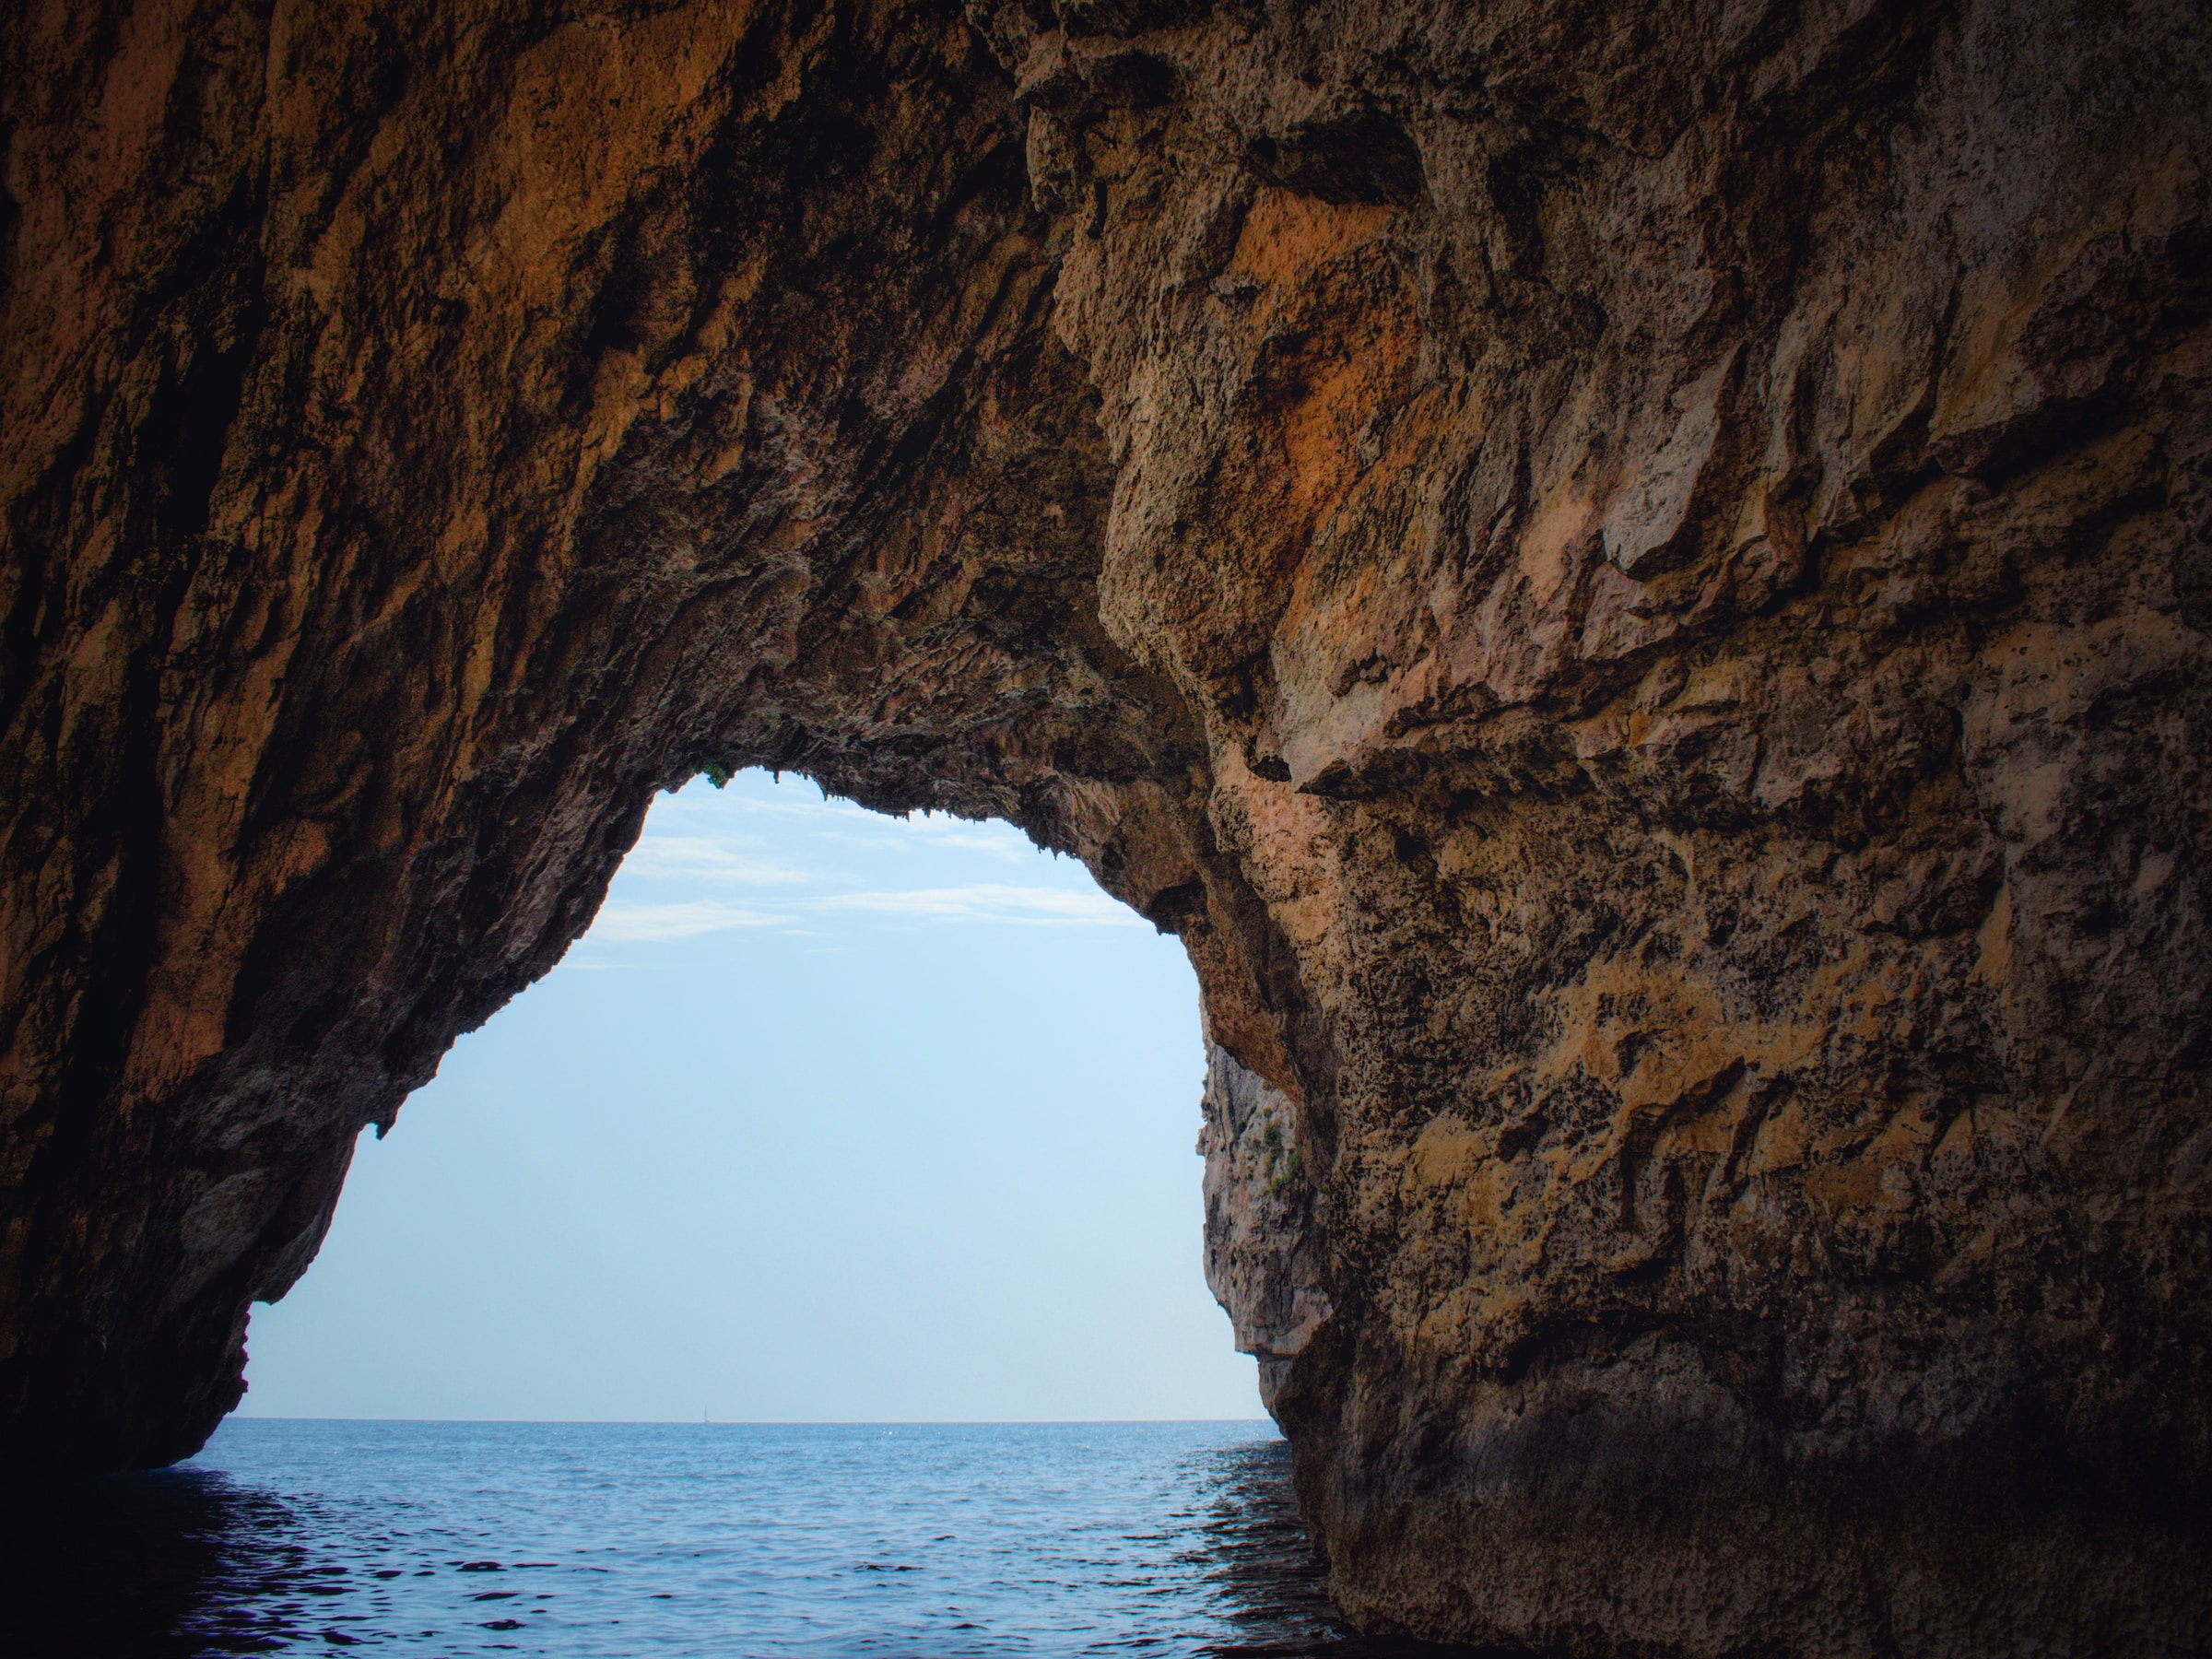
[701,761,732,788]
[1258,1115,1300,1196]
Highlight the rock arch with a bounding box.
[4,1,2208,1651]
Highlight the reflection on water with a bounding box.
[1182,1440,1359,1653]
[2,1421,1485,1657]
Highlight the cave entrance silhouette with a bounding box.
[232,770,1259,1426]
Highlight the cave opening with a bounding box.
[233,770,1259,1426]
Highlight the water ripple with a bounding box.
[2,1421,1489,1658]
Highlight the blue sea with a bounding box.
[4,1419,1461,1657]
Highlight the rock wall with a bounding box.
[4,0,2208,1652]
[1200,1034,1331,1412]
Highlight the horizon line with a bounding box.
[220,1414,1277,1428]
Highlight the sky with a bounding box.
[239,770,1262,1422]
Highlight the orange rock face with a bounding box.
[4,0,2208,1651]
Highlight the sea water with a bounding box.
[3,1418,1453,1656]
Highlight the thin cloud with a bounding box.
[589,900,792,942]
[814,884,1142,926]
[620,833,814,885]
[585,771,1132,946]
[655,785,1034,862]
[589,888,1138,942]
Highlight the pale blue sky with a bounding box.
[239,771,1260,1421]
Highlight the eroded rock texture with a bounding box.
[4,0,2208,1650]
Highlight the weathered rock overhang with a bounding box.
[3,1,2208,1652]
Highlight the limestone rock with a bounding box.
[4,0,2208,1651]
[1200,1035,1331,1412]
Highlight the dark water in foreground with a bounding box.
[3,1419,1468,1658]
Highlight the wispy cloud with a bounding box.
[618,834,813,886]
[647,787,1037,863]
[815,885,1142,926]
[589,900,791,942]
[578,771,1135,949]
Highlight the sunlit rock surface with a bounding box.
[1200,1036,1329,1413]
[3,0,2207,1650]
